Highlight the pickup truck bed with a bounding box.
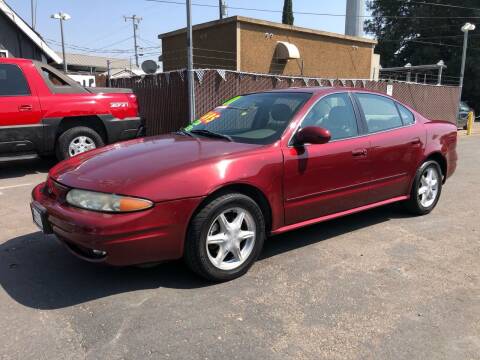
[0,58,143,161]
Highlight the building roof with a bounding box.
[0,0,62,63]
[109,68,146,79]
[56,52,132,71]
[158,15,377,45]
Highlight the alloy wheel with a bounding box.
[418,166,440,208]
[68,136,96,157]
[206,207,256,271]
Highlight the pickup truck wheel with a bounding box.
[56,127,104,160]
[184,193,265,282]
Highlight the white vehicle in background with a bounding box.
[68,74,96,87]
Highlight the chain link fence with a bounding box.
[112,69,460,136]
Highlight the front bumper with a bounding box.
[31,182,203,266]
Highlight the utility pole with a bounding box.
[107,60,111,87]
[186,0,195,122]
[51,12,71,73]
[124,15,142,67]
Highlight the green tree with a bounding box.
[365,0,480,113]
[282,0,294,25]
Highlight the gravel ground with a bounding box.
[0,135,479,360]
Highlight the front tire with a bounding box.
[184,193,265,282]
[56,126,104,161]
[404,160,443,215]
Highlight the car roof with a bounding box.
[0,57,34,65]
[250,86,390,97]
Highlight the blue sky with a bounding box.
[6,0,366,63]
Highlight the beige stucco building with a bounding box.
[159,16,378,79]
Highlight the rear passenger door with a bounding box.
[353,92,423,202]
[0,63,42,155]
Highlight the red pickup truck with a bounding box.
[0,58,143,161]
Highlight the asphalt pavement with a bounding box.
[0,135,479,360]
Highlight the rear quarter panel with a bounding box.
[423,119,458,179]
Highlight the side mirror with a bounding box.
[295,126,331,146]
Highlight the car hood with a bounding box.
[50,134,262,199]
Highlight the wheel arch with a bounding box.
[187,183,273,235]
[56,116,108,143]
[424,152,447,183]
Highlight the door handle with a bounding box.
[410,138,421,145]
[352,149,368,157]
[18,104,33,112]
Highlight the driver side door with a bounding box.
[282,92,373,225]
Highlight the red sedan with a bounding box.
[31,88,457,281]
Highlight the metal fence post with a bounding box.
[186,0,195,123]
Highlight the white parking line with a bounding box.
[0,183,33,195]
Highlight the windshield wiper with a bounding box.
[174,129,193,137]
[190,129,233,142]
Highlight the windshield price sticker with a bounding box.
[200,111,221,124]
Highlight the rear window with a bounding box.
[356,93,403,133]
[397,103,415,125]
[0,64,30,96]
[41,68,70,87]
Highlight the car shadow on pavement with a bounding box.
[0,158,56,180]
[0,204,410,310]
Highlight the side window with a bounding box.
[41,68,70,87]
[301,93,358,140]
[0,64,30,96]
[397,103,415,125]
[356,93,403,133]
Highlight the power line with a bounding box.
[145,0,480,19]
[48,42,133,54]
[402,1,480,12]
[381,38,480,50]
[138,35,160,47]
[77,23,132,48]
[45,38,136,54]
[96,36,134,51]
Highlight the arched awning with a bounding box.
[276,41,301,60]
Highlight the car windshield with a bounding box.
[182,92,312,144]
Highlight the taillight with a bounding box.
[109,94,139,119]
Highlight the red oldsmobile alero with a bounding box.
[31,88,457,281]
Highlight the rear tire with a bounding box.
[184,193,265,282]
[56,126,104,161]
[404,160,443,215]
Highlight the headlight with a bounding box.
[66,189,153,213]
